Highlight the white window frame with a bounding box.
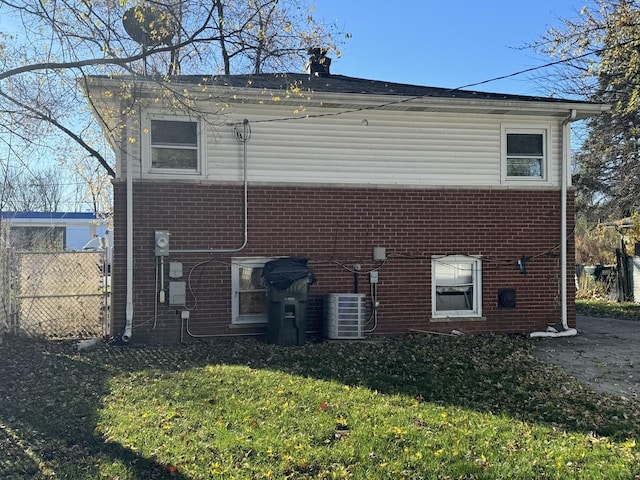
[501,125,550,183]
[231,257,275,325]
[431,255,482,319]
[142,114,205,177]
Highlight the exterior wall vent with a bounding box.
[498,288,516,308]
[323,293,366,339]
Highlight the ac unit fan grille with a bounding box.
[323,293,366,340]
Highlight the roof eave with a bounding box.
[85,76,610,119]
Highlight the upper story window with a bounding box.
[502,126,549,181]
[144,116,203,176]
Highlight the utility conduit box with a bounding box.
[169,261,183,278]
[373,247,386,261]
[169,281,186,306]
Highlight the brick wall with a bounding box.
[112,181,576,343]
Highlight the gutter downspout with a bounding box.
[530,109,578,338]
[123,116,134,342]
[561,109,577,333]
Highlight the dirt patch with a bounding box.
[533,315,640,401]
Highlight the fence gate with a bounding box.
[11,250,109,340]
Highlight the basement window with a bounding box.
[231,258,273,324]
[432,255,482,318]
[502,127,548,181]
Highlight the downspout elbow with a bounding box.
[562,109,577,126]
[122,323,133,342]
[529,328,577,338]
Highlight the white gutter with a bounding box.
[530,109,578,338]
[123,114,134,342]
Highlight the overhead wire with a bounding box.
[245,41,618,126]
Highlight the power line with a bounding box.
[251,42,618,125]
[455,46,604,92]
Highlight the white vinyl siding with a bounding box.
[211,110,501,187]
[133,106,564,188]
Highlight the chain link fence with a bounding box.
[0,247,11,341]
[5,250,109,340]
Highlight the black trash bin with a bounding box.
[262,258,316,346]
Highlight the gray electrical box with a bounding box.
[373,247,386,261]
[169,281,186,306]
[169,261,183,278]
[155,230,170,256]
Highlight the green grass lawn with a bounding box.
[1,333,639,479]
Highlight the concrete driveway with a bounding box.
[533,315,640,401]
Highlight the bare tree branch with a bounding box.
[0,88,116,177]
[0,0,347,213]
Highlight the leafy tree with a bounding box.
[0,0,345,211]
[534,0,640,221]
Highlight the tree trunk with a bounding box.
[216,1,231,75]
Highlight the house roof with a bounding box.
[0,212,108,227]
[168,72,591,104]
[1,212,99,220]
[86,72,610,120]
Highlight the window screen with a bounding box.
[506,132,544,178]
[150,120,198,170]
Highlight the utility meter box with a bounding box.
[155,230,170,256]
[169,281,186,306]
[169,261,183,278]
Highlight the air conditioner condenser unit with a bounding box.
[323,293,366,340]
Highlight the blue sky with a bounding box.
[0,1,584,96]
[314,1,585,95]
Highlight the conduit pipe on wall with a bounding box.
[124,120,251,342]
[175,119,251,340]
[529,109,578,339]
[170,119,250,255]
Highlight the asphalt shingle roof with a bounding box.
[167,72,591,104]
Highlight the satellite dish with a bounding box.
[122,6,175,47]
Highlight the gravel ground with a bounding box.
[533,315,640,402]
